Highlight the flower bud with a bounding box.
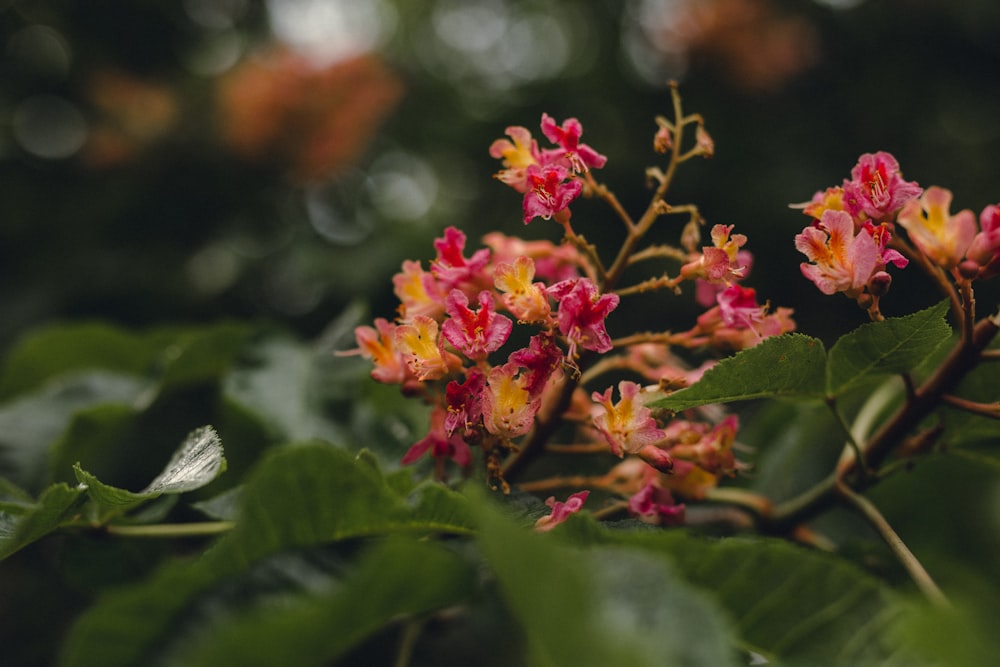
[868,270,892,297]
[637,444,674,473]
[654,125,673,154]
[695,125,714,157]
[958,259,981,280]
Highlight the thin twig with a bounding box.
[836,481,951,608]
[104,521,235,538]
[940,394,1000,419]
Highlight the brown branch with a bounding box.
[760,313,1000,534]
[940,394,1000,419]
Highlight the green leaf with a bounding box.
[58,443,476,667]
[0,321,257,402]
[221,336,346,444]
[0,372,149,493]
[0,323,156,400]
[826,300,951,396]
[473,493,739,667]
[0,482,86,560]
[567,524,922,665]
[651,334,827,411]
[72,426,225,515]
[177,538,476,667]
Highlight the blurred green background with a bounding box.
[2,0,999,347]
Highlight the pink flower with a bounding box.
[523,163,582,224]
[863,222,909,271]
[684,304,796,352]
[394,315,459,381]
[402,407,472,468]
[534,490,589,532]
[483,232,586,282]
[539,113,607,173]
[489,125,541,193]
[494,256,552,323]
[431,226,491,292]
[508,333,564,398]
[843,151,922,222]
[680,224,748,284]
[393,260,445,321]
[967,203,1000,278]
[345,317,410,385]
[628,483,685,526]
[482,362,542,439]
[548,277,619,358]
[668,415,740,476]
[444,368,486,437]
[695,250,753,307]
[716,285,765,330]
[897,186,977,270]
[795,209,880,296]
[591,381,666,458]
[441,289,512,361]
[796,185,846,222]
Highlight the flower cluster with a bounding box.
[794,151,1000,315]
[348,101,795,528]
[490,114,607,224]
[348,224,616,487]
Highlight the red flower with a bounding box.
[522,164,582,224]
[548,277,619,358]
[534,491,590,532]
[441,290,512,361]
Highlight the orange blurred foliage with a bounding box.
[654,0,820,93]
[81,68,179,168]
[217,49,405,183]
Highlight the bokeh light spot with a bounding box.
[13,95,88,159]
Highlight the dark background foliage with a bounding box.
[3,0,999,350]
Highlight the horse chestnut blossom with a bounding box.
[897,186,977,270]
[629,483,686,526]
[440,290,512,361]
[795,209,881,297]
[966,203,1000,278]
[842,151,922,223]
[346,97,790,526]
[539,113,608,174]
[394,315,461,381]
[534,491,590,532]
[402,407,472,468]
[491,114,607,224]
[494,256,552,323]
[348,317,410,385]
[548,277,619,360]
[680,224,749,284]
[591,381,667,459]
[482,362,543,439]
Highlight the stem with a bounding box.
[763,313,1000,533]
[517,474,608,494]
[394,618,424,667]
[836,481,951,607]
[703,487,773,517]
[940,394,1000,419]
[826,396,869,475]
[959,279,976,344]
[502,370,580,481]
[615,274,680,297]
[104,521,235,538]
[894,237,964,328]
[544,443,612,454]
[602,83,688,292]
